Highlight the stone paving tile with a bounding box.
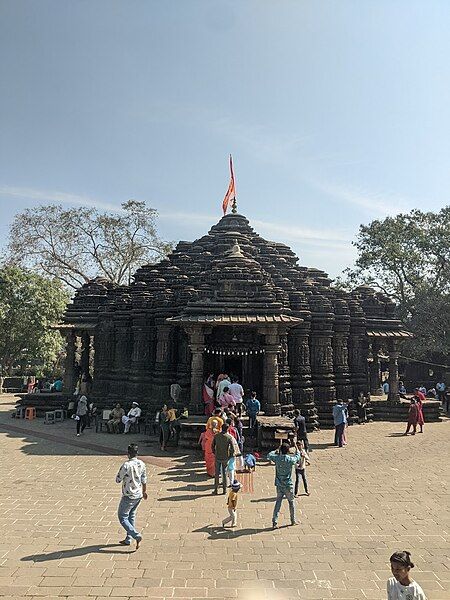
[0,395,449,599]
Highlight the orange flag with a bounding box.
[222,154,236,215]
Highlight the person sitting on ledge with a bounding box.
[122,402,142,434]
[107,403,125,433]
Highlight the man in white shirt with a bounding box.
[217,375,232,402]
[122,402,142,433]
[116,444,147,548]
[229,378,244,416]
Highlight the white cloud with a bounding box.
[159,209,353,249]
[309,179,411,217]
[152,103,413,220]
[0,185,123,212]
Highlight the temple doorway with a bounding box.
[203,352,263,398]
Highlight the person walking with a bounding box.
[436,380,446,407]
[414,393,425,433]
[267,441,300,529]
[222,480,241,528]
[245,391,261,433]
[229,378,245,417]
[115,443,147,549]
[388,551,427,599]
[75,395,88,436]
[217,374,232,404]
[332,400,347,447]
[212,423,235,495]
[294,440,310,497]
[293,408,309,451]
[404,398,419,435]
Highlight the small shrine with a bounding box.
[59,213,412,427]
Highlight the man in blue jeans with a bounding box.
[116,444,147,548]
[245,391,261,433]
[332,400,347,448]
[267,441,300,529]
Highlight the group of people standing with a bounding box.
[202,373,261,424]
[203,373,244,415]
[199,407,246,490]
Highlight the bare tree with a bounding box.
[8,200,172,289]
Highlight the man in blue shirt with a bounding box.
[332,400,347,448]
[267,441,300,528]
[245,391,261,432]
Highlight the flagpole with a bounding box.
[230,154,237,213]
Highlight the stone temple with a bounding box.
[59,213,412,427]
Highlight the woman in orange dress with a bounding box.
[204,419,219,477]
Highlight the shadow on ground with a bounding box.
[21,544,133,562]
[192,524,275,539]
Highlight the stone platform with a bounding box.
[14,393,69,417]
[370,398,441,422]
[179,415,296,450]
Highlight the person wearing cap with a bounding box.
[122,402,142,434]
[115,443,147,548]
[222,480,241,528]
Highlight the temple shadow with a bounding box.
[21,544,131,562]
[192,524,274,539]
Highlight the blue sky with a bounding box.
[0,0,449,277]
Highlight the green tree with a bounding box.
[0,266,69,375]
[8,200,172,289]
[342,207,450,359]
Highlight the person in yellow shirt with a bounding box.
[206,408,224,432]
[222,480,241,528]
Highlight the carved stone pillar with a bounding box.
[80,332,91,378]
[348,299,368,398]
[288,326,318,426]
[130,323,151,372]
[278,332,293,411]
[114,322,131,371]
[288,290,318,429]
[369,340,381,395]
[91,320,112,404]
[333,297,352,400]
[187,327,205,413]
[263,330,281,416]
[388,341,400,403]
[155,324,171,365]
[63,330,76,395]
[176,329,191,405]
[150,323,174,404]
[309,294,336,425]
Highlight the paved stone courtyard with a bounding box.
[0,394,448,600]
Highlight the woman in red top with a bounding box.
[404,399,419,435]
[414,389,425,433]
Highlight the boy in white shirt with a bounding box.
[387,551,427,600]
[116,444,147,548]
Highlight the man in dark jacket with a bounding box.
[293,409,309,452]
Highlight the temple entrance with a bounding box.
[203,351,263,397]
